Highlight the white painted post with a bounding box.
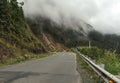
[89,41,91,48]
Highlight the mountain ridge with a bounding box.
[26,16,93,47]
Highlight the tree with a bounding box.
[88,30,104,42]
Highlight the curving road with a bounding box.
[0,52,82,83]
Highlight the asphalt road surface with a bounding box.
[0,52,82,83]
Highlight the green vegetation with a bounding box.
[76,51,100,83]
[78,47,120,75]
[0,0,46,63]
[89,30,120,53]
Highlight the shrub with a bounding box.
[78,47,104,60]
[78,46,120,75]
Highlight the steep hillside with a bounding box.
[0,0,45,62]
[26,16,93,47]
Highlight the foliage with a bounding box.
[78,47,105,60]
[97,52,120,75]
[0,0,45,62]
[78,46,120,75]
[88,30,120,54]
[76,52,100,83]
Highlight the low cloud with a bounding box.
[18,0,120,34]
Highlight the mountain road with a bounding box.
[0,52,82,83]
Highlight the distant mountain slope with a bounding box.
[88,30,120,53]
[26,16,120,53]
[0,0,45,61]
[26,16,93,47]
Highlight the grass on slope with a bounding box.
[76,52,100,83]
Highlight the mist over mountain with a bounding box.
[17,0,95,33]
[18,0,120,34]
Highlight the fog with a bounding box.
[18,0,120,34]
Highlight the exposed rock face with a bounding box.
[39,33,67,51]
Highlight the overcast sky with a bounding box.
[18,0,120,34]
